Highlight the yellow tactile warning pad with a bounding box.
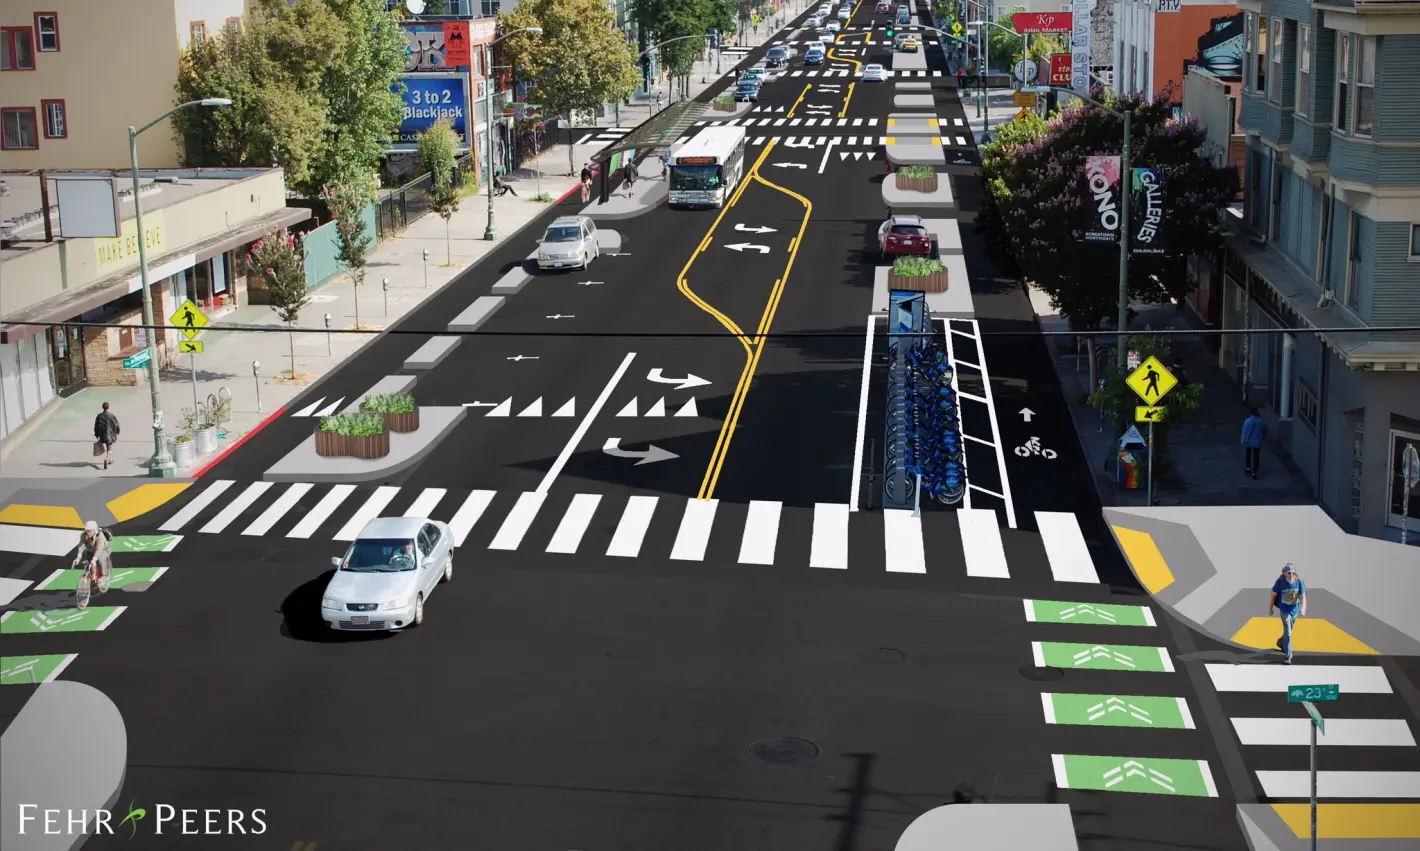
[106,482,192,522]
[1272,803,1420,839]
[1109,526,1175,593]
[1232,617,1379,655]
[0,505,85,528]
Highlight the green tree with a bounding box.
[248,232,310,378]
[1087,334,1202,470]
[418,118,461,265]
[985,13,1066,74]
[500,0,640,173]
[424,0,449,13]
[322,179,375,329]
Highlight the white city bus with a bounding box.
[667,126,747,208]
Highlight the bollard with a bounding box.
[382,278,390,317]
[422,248,430,288]
[912,472,922,517]
[252,360,261,413]
[324,312,332,356]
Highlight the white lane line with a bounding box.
[488,492,547,550]
[883,509,926,573]
[1035,511,1100,583]
[537,353,636,494]
[1257,771,1420,799]
[959,508,1009,577]
[403,488,448,519]
[939,318,970,511]
[158,480,234,532]
[738,500,782,565]
[1051,754,1069,788]
[199,482,274,534]
[333,486,401,541]
[1204,664,1393,694]
[1031,641,1046,666]
[850,315,875,511]
[1178,698,1197,729]
[545,493,602,554]
[607,496,658,558]
[243,483,313,536]
[809,503,849,569]
[286,485,356,539]
[670,499,719,561]
[1040,693,1058,724]
[1231,717,1416,747]
[448,490,497,547]
[817,136,838,174]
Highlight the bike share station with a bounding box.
[881,290,967,512]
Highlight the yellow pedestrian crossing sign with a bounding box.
[1126,356,1177,405]
[952,21,963,34]
[178,340,204,354]
[1136,405,1166,423]
[1014,108,1032,122]
[168,299,208,340]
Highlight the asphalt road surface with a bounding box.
[4,5,1294,851]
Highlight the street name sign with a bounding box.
[1126,356,1178,405]
[1302,700,1326,734]
[1287,683,1340,703]
[121,349,151,369]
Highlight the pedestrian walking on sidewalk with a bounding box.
[622,161,638,196]
[1241,407,1265,479]
[1268,563,1306,665]
[493,172,518,197]
[93,402,120,470]
[580,163,593,202]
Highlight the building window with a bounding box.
[1389,430,1420,528]
[1411,223,1420,260]
[1350,419,1364,518]
[1356,37,1376,136]
[1297,379,1318,430]
[1,27,36,70]
[1254,16,1268,94]
[1243,14,1255,90]
[1248,148,1264,229]
[40,98,65,138]
[1267,17,1283,104]
[225,16,241,28]
[1336,34,1350,133]
[1345,210,1363,310]
[190,21,207,43]
[1269,159,1283,241]
[33,13,58,52]
[1,107,39,149]
[1295,24,1310,117]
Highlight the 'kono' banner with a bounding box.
[1083,156,1120,244]
[1131,168,1167,254]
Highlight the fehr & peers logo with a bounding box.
[17,802,268,839]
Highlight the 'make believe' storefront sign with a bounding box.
[94,210,167,277]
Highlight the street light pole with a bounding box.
[128,97,232,477]
[484,27,543,241]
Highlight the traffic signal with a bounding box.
[885,27,894,36]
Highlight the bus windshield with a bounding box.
[671,165,722,191]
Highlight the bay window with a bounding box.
[1335,34,1350,133]
[1267,18,1282,104]
[1356,37,1375,136]
[1295,24,1310,117]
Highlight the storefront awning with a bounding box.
[0,207,310,344]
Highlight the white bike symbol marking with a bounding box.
[1014,436,1057,459]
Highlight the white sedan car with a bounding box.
[862,63,888,81]
[823,19,842,33]
[321,516,453,631]
[536,215,600,271]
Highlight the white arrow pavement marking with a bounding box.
[1061,604,1116,623]
[725,243,772,252]
[785,138,816,148]
[734,223,778,234]
[1072,646,1136,667]
[546,314,575,320]
[606,252,631,257]
[770,163,808,169]
[616,398,638,417]
[601,438,679,466]
[461,401,499,408]
[646,369,711,390]
[1020,407,1036,422]
[674,397,699,417]
[517,397,543,417]
[551,398,576,417]
[818,137,840,174]
[645,397,666,417]
[576,281,603,286]
[506,355,539,361]
[485,398,512,417]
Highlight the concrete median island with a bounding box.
[882,170,956,209]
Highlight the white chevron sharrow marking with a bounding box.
[737,500,782,564]
[517,397,543,417]
[958,507,1009,577]
[403,488,447,519]
[243,483,313,536]
[485,398,512,417]
[291,396,325,417]
[809,503,849,569]
[159,480,235,531]
[286,485,356,539]
[674,398,699,417]
[488,492,546,550]
[607,496,658,558]
[545,493,602,554]
[1035,511,1100,583]
[551,398,576,417]
[645,397,666,417]
[334,486,401,541]
[447,489,496,546]
[670,499,719,561]
[199,482,274,534]
[312,397,345,417]
[883,509,927,573]
[615,398,637,417]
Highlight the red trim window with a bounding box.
[189,21,206,43]
[33,12,59,52]
[40,98,66,138]
[1,27,36,70]
[1,107,39,149]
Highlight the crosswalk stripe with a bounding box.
[160,480,234,532]
[288,485,357,539]
[883,509,926,573]
[1257,771,1420,799]
[670,499,719,562]
[809,503,849,569]
[1231,717,1416,747]
[199,482,273,534]
[403,488,447,519]
[448,490,496,547]
[333,486,401,541]
[243,483,313,536]
[1036,511,1100,583]
[738,500,782,565]
[488,492,546,550]
[546,493,602,554]
[607,496,658,558]
[959,508,1009,577]
[1205,664,1393,694]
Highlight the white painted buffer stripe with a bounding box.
[1035,511,1100,583]
[1230,717,1415,747]
[809,503,849,569]
[882,509,926,573]
[737,500,782,565]
[199,482,273,534]
[1204,664,1393,694]
[958,508,1009,577]
[158,480,234,531]
[243,483,312,536]
[332,486,401,541]
[545,493,601,554]
[607,496,658,558]
[670,499,718,561]
[1257,771,1420,799]
[286,484,356,539]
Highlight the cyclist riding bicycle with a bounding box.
[73,520,114,603]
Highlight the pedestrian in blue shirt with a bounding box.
[1241,407,1265,479]
[1269,562,1306,665]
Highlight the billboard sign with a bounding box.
[1012,12,1072,33]
[1048,53,1073,85]
[1069,0,1091,92]
[1082,155,1121,243]
[442,22,471,66]
[393,73,469,151]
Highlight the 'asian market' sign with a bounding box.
[1012,12,1072,33]
[393,73,468,151]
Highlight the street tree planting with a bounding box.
[418,118,461,266]
[248,232,310,379]
[323,180,375,330]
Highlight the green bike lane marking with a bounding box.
[1023,599,1156,627]
[1041,692,1195,729]
[1,654,78,685]
[110,534,182,553]
[0,606,126,634]
[1031,641,1174,672]
[36,566,169,591]
[1052,753,1218,797]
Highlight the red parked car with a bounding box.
[877,214,934,258]
[875,0,891,10]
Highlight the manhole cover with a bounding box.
[749,737,819,765]
[861,647,905,664]
[1019,665,1065,681]
[263,551,308,565]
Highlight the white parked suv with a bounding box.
[536,215,600,271]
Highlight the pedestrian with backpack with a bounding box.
[93,402,120,470]
[73,521,114,605]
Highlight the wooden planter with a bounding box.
[712,102,738,112]
[314,428,391,459]
[888,271,950,293]
[895,173,940,193]
[361,406,420,433]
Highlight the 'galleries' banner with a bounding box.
[1131,167,1167,254]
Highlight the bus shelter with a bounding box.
[589,101,707,203]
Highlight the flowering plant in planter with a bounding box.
[895,165,940,193]
[889,255,949,293]
[712,96,737,112]
[315,412,390,459]
[360,392,420,433]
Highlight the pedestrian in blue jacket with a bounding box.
[1241,407,1265,479]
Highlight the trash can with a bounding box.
[1117,449,1142,489]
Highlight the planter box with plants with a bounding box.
[888,255,949,293]
[712,96,737,112]
[360,392,420,433]
[315,412,391,459]
[894,165,939,193]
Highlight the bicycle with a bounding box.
[73,557,106,609]
[1014,436,1058,459]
